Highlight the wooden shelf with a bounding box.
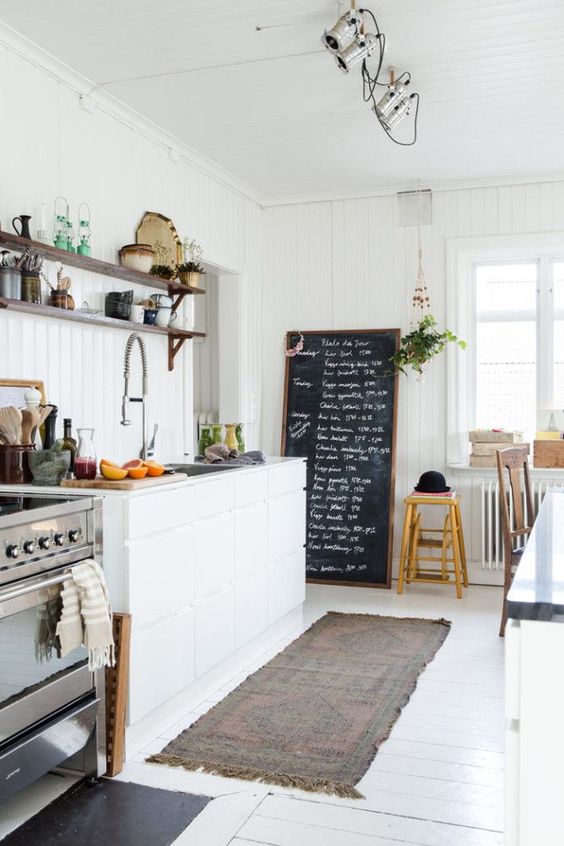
[0,230,206,296]
[0,297,205,371]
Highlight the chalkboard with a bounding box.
[281,329,399,588]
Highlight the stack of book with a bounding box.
[469,430,528,468]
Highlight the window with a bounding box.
[474,257,564,443]
[446,234,564,466]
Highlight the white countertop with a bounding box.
[0,456,306,498]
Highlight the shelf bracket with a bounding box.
[168,335,188,371]
[171,291,187,314]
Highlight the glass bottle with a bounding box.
[74,428,97,480]
[211,424,224,445]
[224,424,238,451]
[236,423,245,453]
[198,424,213,456]
[56,418,77,473]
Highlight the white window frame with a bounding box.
[446,233,564,466]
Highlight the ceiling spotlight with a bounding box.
[322,7,363,53]
[375,91,416,131]
[321,4,420,146]
[335,33,379,74]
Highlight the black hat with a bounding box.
[414,470,451,493]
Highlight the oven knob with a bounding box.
[68,529,80,544]
[38,536,52,550]
[53,533,65,547]
[6,545,20,559]
[23,541,35,555]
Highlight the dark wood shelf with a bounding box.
[0,230,206,296]
[0,297,205,371]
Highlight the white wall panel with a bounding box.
[261,180,564,582]
[0,43,262,463]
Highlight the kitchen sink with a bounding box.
[166,463,239,477]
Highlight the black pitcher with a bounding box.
[12,215,32,240]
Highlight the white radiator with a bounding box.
[480,478,564,570]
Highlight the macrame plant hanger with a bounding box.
[410,181,431,326]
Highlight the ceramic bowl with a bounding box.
[119,244,155,274]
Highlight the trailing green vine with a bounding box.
[391,313,466,375]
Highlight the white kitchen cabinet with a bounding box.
[235,569,268,648]
[193,512,235,600]
[96,458,306,729]
[126,526,195,630]
[129,608,195,724]
[267,548,306,624]
[235,502,268,578]
[194,586,235,676]
[268,489,307,560]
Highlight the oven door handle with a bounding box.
[0,572,72,603]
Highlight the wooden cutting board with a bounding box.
[60,473,188,491]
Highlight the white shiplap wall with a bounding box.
[0,42,262,463]
[261,182,564,581]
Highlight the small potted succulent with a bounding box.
[149,264,176,280]
[391,313,466,376]
[178,237,204,287]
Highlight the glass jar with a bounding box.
[198,424,213,456]
[211,424,224,445]
[74,428,97,480]
[22,272,41,304]
[236,423,245,453]
[50,290,68,309]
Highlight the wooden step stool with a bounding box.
[397,495,468,598]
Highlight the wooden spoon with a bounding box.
[0,407,20,444]
[21,407,40,446]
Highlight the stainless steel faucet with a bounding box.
[121,333,149,460]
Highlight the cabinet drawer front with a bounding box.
[127,526,194,631]
[190,476,234,522]
[235,503,267,578]
[267,461,306,498]
[129,609,195,724]
[127,486,194,539]
[268,489,306,561]
[267,549,306,625]
[193,513,235,601]
[194,587,235,677]
[234,470,267,508]
[236,569,268,648]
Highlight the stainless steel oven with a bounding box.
[0,495,105,801]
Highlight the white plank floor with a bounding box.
[0,583,505,846]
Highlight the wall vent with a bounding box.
[397,188,432,227]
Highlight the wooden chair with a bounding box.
[496,447,535,637]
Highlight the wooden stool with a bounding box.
[397,495,468,599]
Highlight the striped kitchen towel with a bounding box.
[56,559,115,670]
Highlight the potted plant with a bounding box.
[149,263,176,280]
[177,260,204,287]
[179,237,204,287]
[391,313,466,376]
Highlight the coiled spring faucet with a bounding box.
[121,333,149,459]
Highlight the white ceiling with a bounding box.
[2,0,564,201]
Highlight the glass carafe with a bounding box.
[224,424,238,452]
[74,428,97,480]
[236,423,245,453]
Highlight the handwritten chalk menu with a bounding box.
[282,330,399,587]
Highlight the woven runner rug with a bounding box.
[148,612,450,798]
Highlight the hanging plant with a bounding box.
[391,313,466,375]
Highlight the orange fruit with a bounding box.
[122,459,145,469]
[127,466,149,479]
[145,461,165,477]
[100,464,129,481]
[100,458,121,470]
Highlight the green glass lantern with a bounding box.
[77,202,91,257]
